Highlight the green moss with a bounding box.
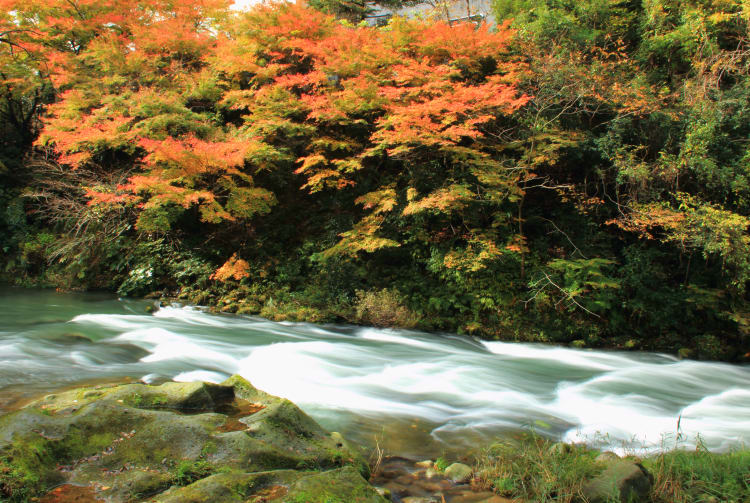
[106,469,174,500]
[174,459,215,486]
[152,395,168,406]
[284,467,386,503]
[222,375,261,401]
[0,445,46,502]
[119,444,172,466]
[152,470,300,502]
[201,441,218,457]
[125,392,169,408]
[0,378,379,502]
[237,302,262,315]
[0,421,117,501]
[130,392,144,407]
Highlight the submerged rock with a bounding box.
[0,376,381,502]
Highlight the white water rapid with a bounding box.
[1,288,748,458]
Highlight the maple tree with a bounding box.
[212,3,529,275]
[7,0,530,293]
[14,0,282,236]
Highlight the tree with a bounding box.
[212,3,528,269]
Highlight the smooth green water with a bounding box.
[1,287,748,458]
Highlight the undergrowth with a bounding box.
[646,444,750,503]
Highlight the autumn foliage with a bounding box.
[3,0,750,359]
[16,0,529,268]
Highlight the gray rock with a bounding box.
[444,462,473,483]
[582,459,654,503]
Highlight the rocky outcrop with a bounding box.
[0,376,384,503]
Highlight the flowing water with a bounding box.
[1,287,748,458]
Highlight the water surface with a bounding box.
[1,287,748,458]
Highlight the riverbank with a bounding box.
[371,440,750,503]
[5,266,748,363]
[170,282,747,363]
[469,435,750,503]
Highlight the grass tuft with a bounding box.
[646,443,750,503]
[473,433,750,503]
[473,433,602,503]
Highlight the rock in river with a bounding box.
[0,375,386,502]
[443,462,473,484]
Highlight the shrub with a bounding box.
[353,289,418,328]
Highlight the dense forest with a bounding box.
[2,0,750,360]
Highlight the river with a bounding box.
[1,287,748,458]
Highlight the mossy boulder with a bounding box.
[0,376,380,503]
[581,459,654,503]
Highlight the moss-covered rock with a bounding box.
[0,376,383,503]
[581,459,654,503]
[154,466,383,503]
[285,465,387,503]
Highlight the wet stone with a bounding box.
[424,467,440,479]
[397,473,418,485]
[381,469,403,479]
[447,490,510,502]
[415,480,445,492]
[371,457,511,503]
[444,462,473,483]
[383,481,411,497]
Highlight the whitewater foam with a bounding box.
[2,300,749,456]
